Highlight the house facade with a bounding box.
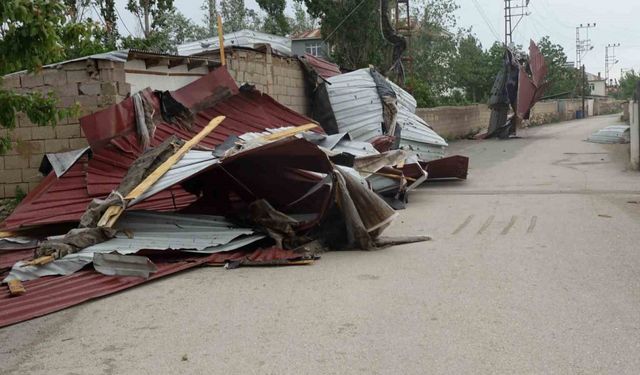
[291,29,328,59]
[587,72,607,97]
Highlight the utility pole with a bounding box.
[504,0,531,47]
[394,0,413,78]
[576,23,596,118]
[605,43,620,87]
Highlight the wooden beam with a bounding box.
[96,116,226,228]
[187,59,206,71]
[126,116,225,200]
[168,58,187,69]
[23,255,55,267]
[261,124,318,142]
[217,15,226,66]
[8,280,26,296]
[144,58,163,69]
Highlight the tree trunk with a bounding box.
[143,0,150,37]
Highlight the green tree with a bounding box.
[95,0,119,49]
[536,36,575,97]
[126,0,174,38]
[0,0,80,154]
[122,8,208,53]
[288,2,317,35]
[302,0,391,69]
[449,34,493,102]
[256,0,290,35]
[616,70,640,100]
[220,0,248,32]
[201,0,261,34]
[410,0,462,105]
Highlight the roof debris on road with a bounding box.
[587,125,630,144]
[0,63,469,328]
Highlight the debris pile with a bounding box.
[485,40,549,139]
[0,65,451,327]
[587,125,630,144]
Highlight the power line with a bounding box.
[324,0,368,42]
[470,0,501,43]
[114,5,134,37]
[504,0,530,47]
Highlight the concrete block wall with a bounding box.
[224,49,308,115]
[415,98,625,141]
[416,104,490,140]
[0,60,128,198]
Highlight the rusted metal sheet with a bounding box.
[422,155,469,180]
[517,40,549,120]
[300,53,341,79]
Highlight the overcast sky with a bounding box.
[112,0,639,80]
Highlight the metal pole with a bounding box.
[582,65,586,118]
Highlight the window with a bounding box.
[305,42,321,56]
[590,83,595,92]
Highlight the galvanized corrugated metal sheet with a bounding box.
[42,147,91,177]
[587,125,630,144]
[3,212,264,282]
[84,211,259,253]
[326,69,386,141]
[325,68,447,160]
[177,29,292,56]
[130,150,219,206]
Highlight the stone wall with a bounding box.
[203,48,308,115]
[0,59,129,198]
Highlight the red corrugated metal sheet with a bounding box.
[421,155,469,180]
[2,67,321,231]
[517,40,548,118]
[301,53,342,79]
[0,247,308,328]
[0,248,35,270]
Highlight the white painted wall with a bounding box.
[588,80,606,97]
[124,59,209,93]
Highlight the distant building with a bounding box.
[291,29,328,59]
[586,72,607,97]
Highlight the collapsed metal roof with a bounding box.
[1,67,319,231]
[177,29,292,57]
[322,68,447,161]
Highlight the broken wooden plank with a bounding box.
[261,124,318,142]
[95,116,226,229]
[125,116,226,200]
[23,255,55,267]
[8,280,26,296]
[217,15,226,66]
[0,231,18,238]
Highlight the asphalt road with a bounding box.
[2,114,639,374]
